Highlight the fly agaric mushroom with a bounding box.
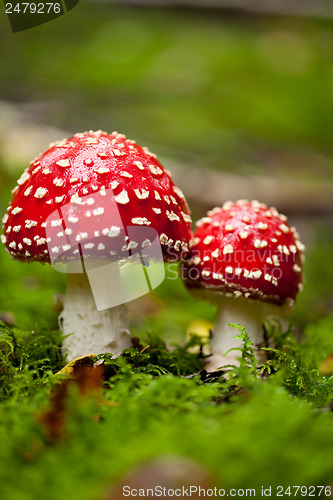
[181,200,305,370]
[1,131,191,360]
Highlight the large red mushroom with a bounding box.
[1,131,191,360]
[181,200,305,370]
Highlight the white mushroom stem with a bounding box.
[59,272,131,361]
[206,295,267,371]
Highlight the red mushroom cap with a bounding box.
[1,131,191,265]
[182,200,305,306]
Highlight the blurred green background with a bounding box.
[0,0,332,337]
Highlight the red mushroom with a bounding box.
[181,200,305,370]
[1,131,191,360]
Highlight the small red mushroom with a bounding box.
[1,131,191,360]
[182,200,305,370]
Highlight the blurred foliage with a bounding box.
[0,3,333,177]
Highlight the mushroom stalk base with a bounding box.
[207,295,266,372]
[59,272,131,361]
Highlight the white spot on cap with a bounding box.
[190,237,200,247]
[279,224,290,234]
[154,191,161,201]
[181,212,192,223]
[98,243,105,250]
[159,234,169,245]
[93,207,104,216]
[266,257,273,265]
[86,198,95,206]
[36,238,47,246]
[163,195,171,205]
[11,207,23,215]
[254,239,268,249]
[283,245,290,255]
[242,215,250,223]
[51,220,62,227]
[34,187,48,199]
[202,270,211,278]
[23,238,32,246]
[264,273,272,282]
[134,161,144,170]
[56,159,71,168]
[42,168,51,175]
[25,251,31,257]
[203,236,214,245]
[191,256,201,266]
[142,239,151,248]
[84,158,93,165]
[1,235,7,244]
[211,248,219,258]
[225,266,233,274]
[2,214,8,224]
[68,216,78,224]
[113,149,124,156]
[115,190,129,204]
[70,178,78,184]
[110,181,119,190]
[152,207,161,214]
[296,240,306,252]
[149,165,163,176]
[65,228,72,235]
[127,241,138,250]
[196,217,210,227]
[272,255,280,266]
[135,189,149,200]
[173,186,185,199]
[84,243,95,250]
[13,225,21,232]
[95,167,110,174]
[85,137,98,145]
[6,226,11,233]
[120,171,133,178]
[56,196,65,204]
[53,178,65,187]
[223,244,234,254]
[293,264,302,273]
[62,244,71,252]
[131,217,151,226]
[239,231,249,240]
[167,211,180,222]
[17,171,30,185]
[70,193,83,205]
[57,232,64,238]
[32,166,41,175]
[225,224,234,232]
[102,226,121,238]
[97,152,108,159]
[258,222,268,230]
[24,186,33,197]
